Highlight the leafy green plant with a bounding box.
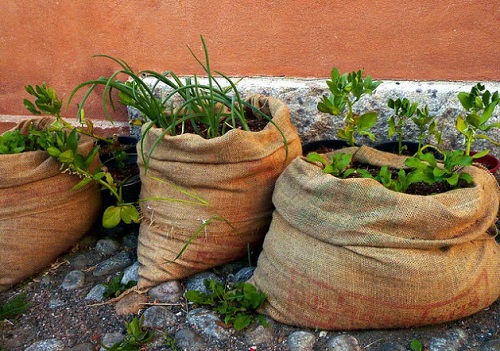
[163,334,180,351]
[317,68,381,146]
[103,316,153,351]
[456,83,500,156]
[0,129,37,154]
[0,292,31,321]
[411,104,442,152]
[185,279,268,331]
[387,97,419,154]
[69,35,287,171]
[23,83,63,118]
[103,273,137,299]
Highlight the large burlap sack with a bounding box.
[0,117,102,291]
[137,95,302,289]
[250,145,500,329]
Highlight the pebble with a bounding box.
[122,233,138,248]
[99,332,124,351]
[95,238,120,256]
[428,328,468,351]
[185,272,224,295]
[327,335,361,351]
[92,251,135,277]
[64,343,95,351]
[244,323,275,346]
[147,280,183,303]
[61,270,85,290]
[142,305,178,330]
[67,252,101,269]
[377,341,407,351]
[85,284,107,302]
[24,339,64,351]
[186,308,232,340]
[233,266,256,283]
[175,328,206,351]
[48,298,65,308]
[287,331,316,351]
[120,261,139,285]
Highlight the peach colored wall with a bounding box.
[1,1,499,121]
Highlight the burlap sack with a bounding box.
[250,145,500,329]
[0,117,102,291]
[137,95,302,289]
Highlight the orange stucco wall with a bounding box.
[1,1,499,121]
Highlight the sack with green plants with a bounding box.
[0,117,101,291]
[136,95,302,289]
[250,145,500,329]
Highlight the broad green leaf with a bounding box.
[46,146,61,158]
[357,112,377,131]
[120,204,140,224]
[455,115,468,134]
[66,129,79,153]
[102,206,121,228]
[71,177,93,190]
[58,149,75,164]
[306,152,327,166]
[457,92,472,110]
[471,149,489,158]
[388,116,396,137]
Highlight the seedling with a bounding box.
[185,279,268,331]
[410,338,423,351]
[0,292,30,321]
[103,273,137,299]
[102,316,153,351]
[318,68,381,146]
[456,83,500,156]
[411,104,442,153]
[387,97,419,154]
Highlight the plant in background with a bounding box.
[185,279,268,331]
[103,316,153,351]
[387,97,419,154]
[456,83,500,156]
[103,273,137,299]
[69,35,287,171]
[411,104,442,153]
[317,67,382,146]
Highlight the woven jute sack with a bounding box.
[136,95,302,289]
[250,145,500,329]
[0,117,101,291]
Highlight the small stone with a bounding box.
[377,341,407,351]
[99,332,124,351]
[175,329,205,351]
[67,252,101,269]
[95,239,120,256]
[61,270,85,290]
[114,291,148,315]
[186,308,232,340]
[64,343,95,351]
[327,334,361,351]
[93,252,135,277]
[428,328,468,351]
[244,323,274,346]
[122,233,138,249]
[24,338,64,351]
[148,281,183,303]
[142,305,178,330]
[85,284,107,302]
[479,339,500,351]
[185,272,224,295]
[121,261,139,285]
[287,331,316,351]
[48,299,65,309]
[233,266,256,283]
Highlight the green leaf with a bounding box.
[306,152,327,166]
[357,112,378,132]
[471,149,489,158]
[71,177,93,190]
[66,128,79,154]
[410,339,423,351]
[58,149,75,164]
[233,313,252,331]
[46,146,61,158]
[120,204,140,224]
[102,206,122,228]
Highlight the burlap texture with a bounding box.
[250,145,500,329]
[137,95,302,289]
[0,117,102,291]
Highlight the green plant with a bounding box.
[317,68,381,146]
[163,334,180,351]
[69,35,287,171]
[103,273,137,299]
[456,83,500,156]
[103,316,153,351]
[185,279,268,331]
[0,292,30,321]
[411,104,442,152]
[410,338,423,351]
[387,97,419,154]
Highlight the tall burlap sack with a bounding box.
[250,145,500,330]
[137,95,302,289]
[0,117,102,291]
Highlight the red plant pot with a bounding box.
[470,151,500,174]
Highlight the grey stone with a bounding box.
[48,298,65,308]
[61,270,85,290]
[142,305,178,330]
[480,339,500,351]
[428,328,467,351]
[377,341,407,351]
[233,266,256,283]
[85,284,107,302]
[244,323,274,346]
[67,252,101,269]
[99,332,124,351]
[174,328,206,351]
[122,233,138,249]
[148,281,183,303]
[24,339,64,351]
[93,252,135,277]
[186,308,232,340]
[287,331,316,351]
[95,239,120,256]
[327,335,361,351]
[185,272,224,295]
[64,343,95,351]
[120,261,139,285]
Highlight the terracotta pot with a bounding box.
[470,151,500,174]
